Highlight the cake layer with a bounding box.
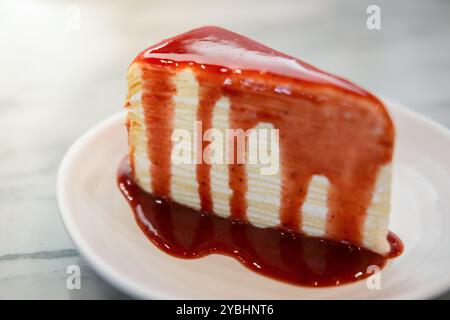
[125,63,392,255]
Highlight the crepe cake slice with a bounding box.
[124,26,394,255]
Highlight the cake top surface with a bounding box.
[134,26,374,99]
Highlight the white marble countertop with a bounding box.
[0,0,449,299]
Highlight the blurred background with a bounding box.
[0,0,449,299]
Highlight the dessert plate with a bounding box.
[57,99,450,299]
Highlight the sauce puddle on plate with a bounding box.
[117,157,403,287]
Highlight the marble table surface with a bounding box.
[0,0,449,299]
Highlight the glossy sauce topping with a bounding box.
[135,26,374,98]
[118,158,403,287]
[134,26,395,246]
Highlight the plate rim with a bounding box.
[57,100,450,300]
[57,111,166,299]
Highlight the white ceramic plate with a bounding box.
[57,100,450,299]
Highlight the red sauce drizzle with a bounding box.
[118,158,402,287]
[136,26,394,246]
[140,65,175,198]
[195,75,223,213]
[227,97,251,220]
